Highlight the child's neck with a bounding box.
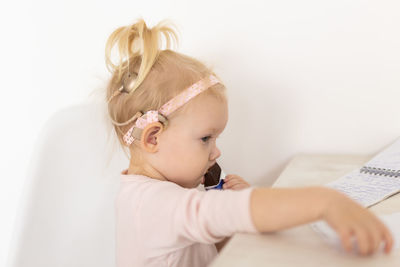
[127,162,168,182]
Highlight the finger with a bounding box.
[223,178,237,187]
[338,228,353,253]
[224,174,238,180]
[223,181,248,190]
[354,227,370,256]
[224,176,240,182]
[363,218,382,254]
[224,180,244,188]
[223,180,239,189]
[371,219,393,254]
[368,225,381,254]
[224,179,241,187]
[382,226,394,254]
[222,181,235,189]
[227,177,249,186]
[230,183,249,190]
[367,230,378,255]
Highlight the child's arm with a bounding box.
[215,174,250,252]
[250,186,394,255]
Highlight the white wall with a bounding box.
[1,0,399,265]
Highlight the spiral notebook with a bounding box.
[326,137,400,207]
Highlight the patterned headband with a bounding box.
[123,74,221,146]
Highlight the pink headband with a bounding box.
[123,74,221,146]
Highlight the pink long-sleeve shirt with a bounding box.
[116,169,259,267]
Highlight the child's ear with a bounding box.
[140,122,164,153]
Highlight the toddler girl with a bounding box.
[105,18,393,267]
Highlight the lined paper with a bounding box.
[327,170,400,207]
[364,138,400,171]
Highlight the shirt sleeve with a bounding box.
[134,181,260,256]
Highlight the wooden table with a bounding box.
[210,155,400,267]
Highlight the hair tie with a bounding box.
[122,74,221,146]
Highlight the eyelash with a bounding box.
[201,136,211,143]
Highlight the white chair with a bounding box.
[7,103,129,267]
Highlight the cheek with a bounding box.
[160,137,208,170]
[159,134,189,164]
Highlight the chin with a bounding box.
[182,176,203,189]
[193,182,201,188]
[182,182,199,189]
[191,180,202,189]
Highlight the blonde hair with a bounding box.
[105,18,226,160]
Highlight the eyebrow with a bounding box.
[204,127,223,135]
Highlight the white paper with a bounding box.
[326,170,400,207]
[364,138,400,171]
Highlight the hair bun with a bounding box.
[105,18,179,93]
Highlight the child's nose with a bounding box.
[209,145,221,161]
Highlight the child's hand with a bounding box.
[322,190,394,256]
[223,174,250,190]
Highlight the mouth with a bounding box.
[201,164,215,186]
[201,174,205,185]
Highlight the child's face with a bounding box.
[154,93,228,188]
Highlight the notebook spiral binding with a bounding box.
[360,166,400,178]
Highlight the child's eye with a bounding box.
[201,136,211,143]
